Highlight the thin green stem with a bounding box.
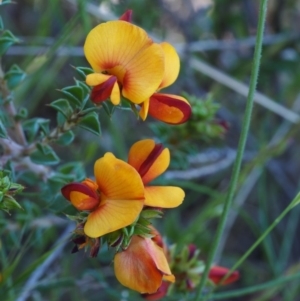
[220,193,300,281]
[194,1,269,300]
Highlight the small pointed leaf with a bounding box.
[60,86,83,108]
[4,64,26,89]
[0,30,19,55]
[30,146,60,165]
[56,130,75,146]
[78,112,101,136]
[49,98,73,119]
[73,66,94,80]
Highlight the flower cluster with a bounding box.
[62,139,184,293]
[60,10,238,298]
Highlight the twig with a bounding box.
[190,58,300,124]
[15,223,74,301]
[164,148,236,180]
[0,138,50,180]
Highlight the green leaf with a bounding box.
[56,111,66,127]
[75,80,90,108]
[22,118,50,141]
[0,118,7,138]
[36,143,55,155]
[15,107,28,121]
[56,130,75,146]
[0,195,22,211]
[0,30,19,56]
[102,101,115,117]
[118,98,132,111]
[140,209,163,220]
[60,86,83,108]
[49,98,73,118]
[30,146,60,165]
[78,111,101,136]
[4,64,26,89]
[58,161,85,181]
[73,66,94,80]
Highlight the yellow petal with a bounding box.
[84,198,143,238]
[110,81,121,105]
[121,42,164,104]
[163,274,175,282]
[94,152,145,200]
[86,73,111,86]
[114,236,174,293]
[148,93,192,124]
[139,98,150,120]
[159,42,180,89]
[84,21,165,104]
[128,139,170,184]
[84,21,151,72]
[144,186,184,208]
[84,153,145,237]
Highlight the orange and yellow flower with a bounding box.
[114,235,175,293]
[139,42,191,124]
[128,139,185,208]
[61,153,144,238]
[84,19,165,106]
[84,11,191,124]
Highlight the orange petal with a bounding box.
[148,93,191,124]
[159,42,180,89]
[114,236,174,293]
[84,21,150,72]
[139,98,150,120]
[121,42,164,104]
[84,153,145,237]
[84,21,164,104]
[128,139,170,184]
[84,198,143,238]
[144,186,184,208]
[61,182,99,211]
[94,152,145,200]
[82,178,98,191]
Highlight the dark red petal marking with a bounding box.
[138,143,164,178]
[149,94,192,124]
[208,266,240,285]
[141,281,170,300]
[119,10,133,22]
[61,182,98,201]
[90,76,117,104]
